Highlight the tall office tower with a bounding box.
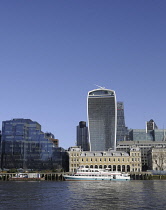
[87,88,117,151]
[76,121,89,151]
[116,102,127,142]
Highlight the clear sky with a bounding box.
[1,0,166,149]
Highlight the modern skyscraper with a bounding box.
[87,88,117,151]
[116,102,127,142]
[76,121,89,151]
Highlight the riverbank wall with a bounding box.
[1,172,166,181]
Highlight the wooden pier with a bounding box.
[0,172,71,181]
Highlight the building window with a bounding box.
[122,165,125,172]
[117,165,121,171]
[127,165,130,172]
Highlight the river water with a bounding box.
[0,180,166,210]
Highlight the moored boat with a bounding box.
[63,167,130,181]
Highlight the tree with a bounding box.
[153,150,166,171]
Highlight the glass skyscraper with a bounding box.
[87,88,117,151]
[76,121,89,151]
[116,102,127,142]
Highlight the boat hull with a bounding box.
[63,175,130,181]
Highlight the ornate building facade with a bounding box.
[68,146,141,173]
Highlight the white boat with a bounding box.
[63,167,130,181]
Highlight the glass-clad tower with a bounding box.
[76,121,89,151]
[87,88,117,151]
[116,102,127,142]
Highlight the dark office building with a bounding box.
[87,88,117,151]
[116,102,127,142]
[146,119,158,131]
[76,121,89,151]
[1,119,68,171]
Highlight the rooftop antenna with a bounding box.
[94,84,105,89]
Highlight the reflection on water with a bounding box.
[0,180,166,210]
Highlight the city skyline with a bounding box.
[1,1,166,149]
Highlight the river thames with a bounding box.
[0,180,166,210]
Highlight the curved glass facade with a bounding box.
[87,88,117,151]
[1,119,68,171]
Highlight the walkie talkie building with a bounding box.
[87,88,117,151]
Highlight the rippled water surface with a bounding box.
[0,180,166,210]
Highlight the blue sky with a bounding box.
[1,0,166,149]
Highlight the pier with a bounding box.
[1,172,166,181]
[0,172,71,181]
